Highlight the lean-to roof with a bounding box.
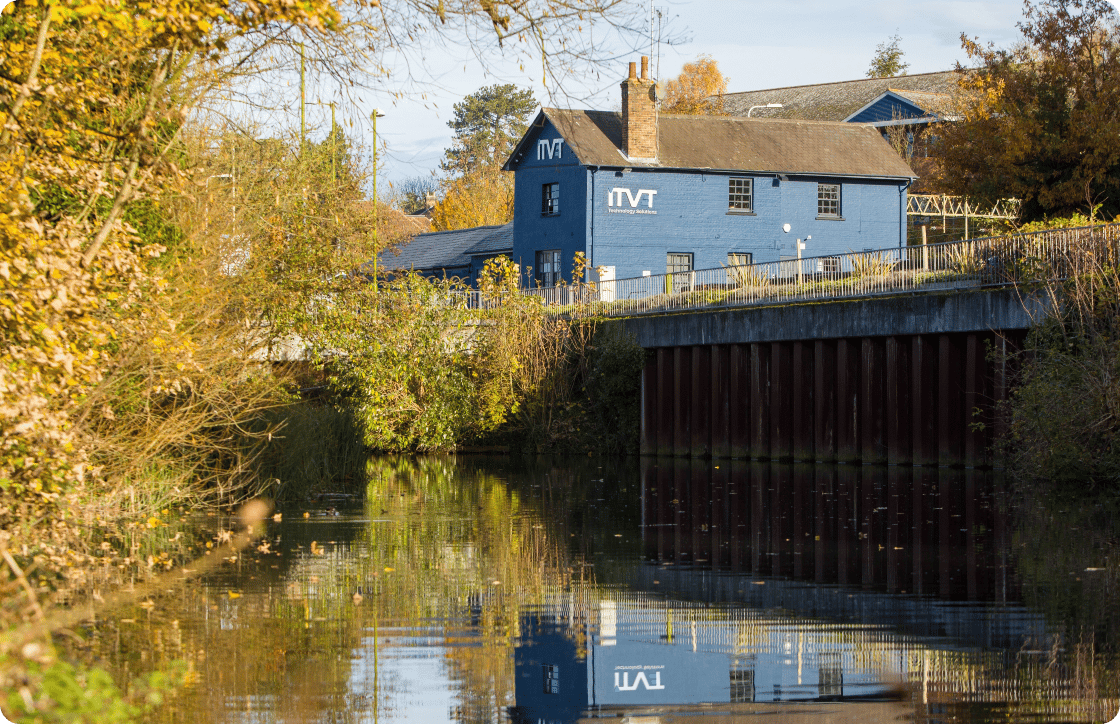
[377,222,512,276]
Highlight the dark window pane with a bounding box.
[535,249,561,287]
[542,665,560,695]
[541,183,560,216]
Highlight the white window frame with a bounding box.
[728,177,753,212]
[817,183,841,218]
[666,252,693,274]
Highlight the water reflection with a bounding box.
[75,457,1117,724]
[640,461,1013,601]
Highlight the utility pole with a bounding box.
[371,108,385,291]
[299,43,306,156]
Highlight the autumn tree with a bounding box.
[662,55,729,115]
[935,0,1120,221]
[393,175,440,214]
[432,164,514,230]
[432,85,534,229]
[867,34,909,78]
[0,0,643,574]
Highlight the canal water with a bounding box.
[95,457,1119,723]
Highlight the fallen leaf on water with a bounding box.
[228,591,241,599]
[383,567,395,572]
[272,513,283,522]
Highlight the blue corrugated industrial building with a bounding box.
[503,57,917,288]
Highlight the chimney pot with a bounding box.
[628,61,637,79]
[641,56,649,80]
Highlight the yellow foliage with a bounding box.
[0,0,340,552]
[662,55,729,115]
[431,169,514,231]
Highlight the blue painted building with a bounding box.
[503,57,917,287]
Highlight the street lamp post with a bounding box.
[747,103,783,117]
[299,43,306,156]
[371,109,385,291]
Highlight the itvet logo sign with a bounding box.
[537,138,563,160]
[614,669,666,691]
[607,188,658,215]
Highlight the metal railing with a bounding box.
[450,224,1120,317]
[907,194,1021,220]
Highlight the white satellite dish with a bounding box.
[783,223,791,233]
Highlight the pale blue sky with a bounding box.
[288,0,1120,191]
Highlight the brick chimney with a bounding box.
[621,55,657,161]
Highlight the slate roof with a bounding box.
[719,70,961,122]
[887,89,955,118]
[377,223,512,275]
[510,109,915,179]
[464,223,513,256]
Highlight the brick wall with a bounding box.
[621,57,658,161]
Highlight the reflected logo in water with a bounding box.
[614,669,666,691]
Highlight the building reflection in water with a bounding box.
[641,460,1013,602]
[511,460,1100,724]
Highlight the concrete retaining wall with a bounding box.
[610,288,1045,348]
